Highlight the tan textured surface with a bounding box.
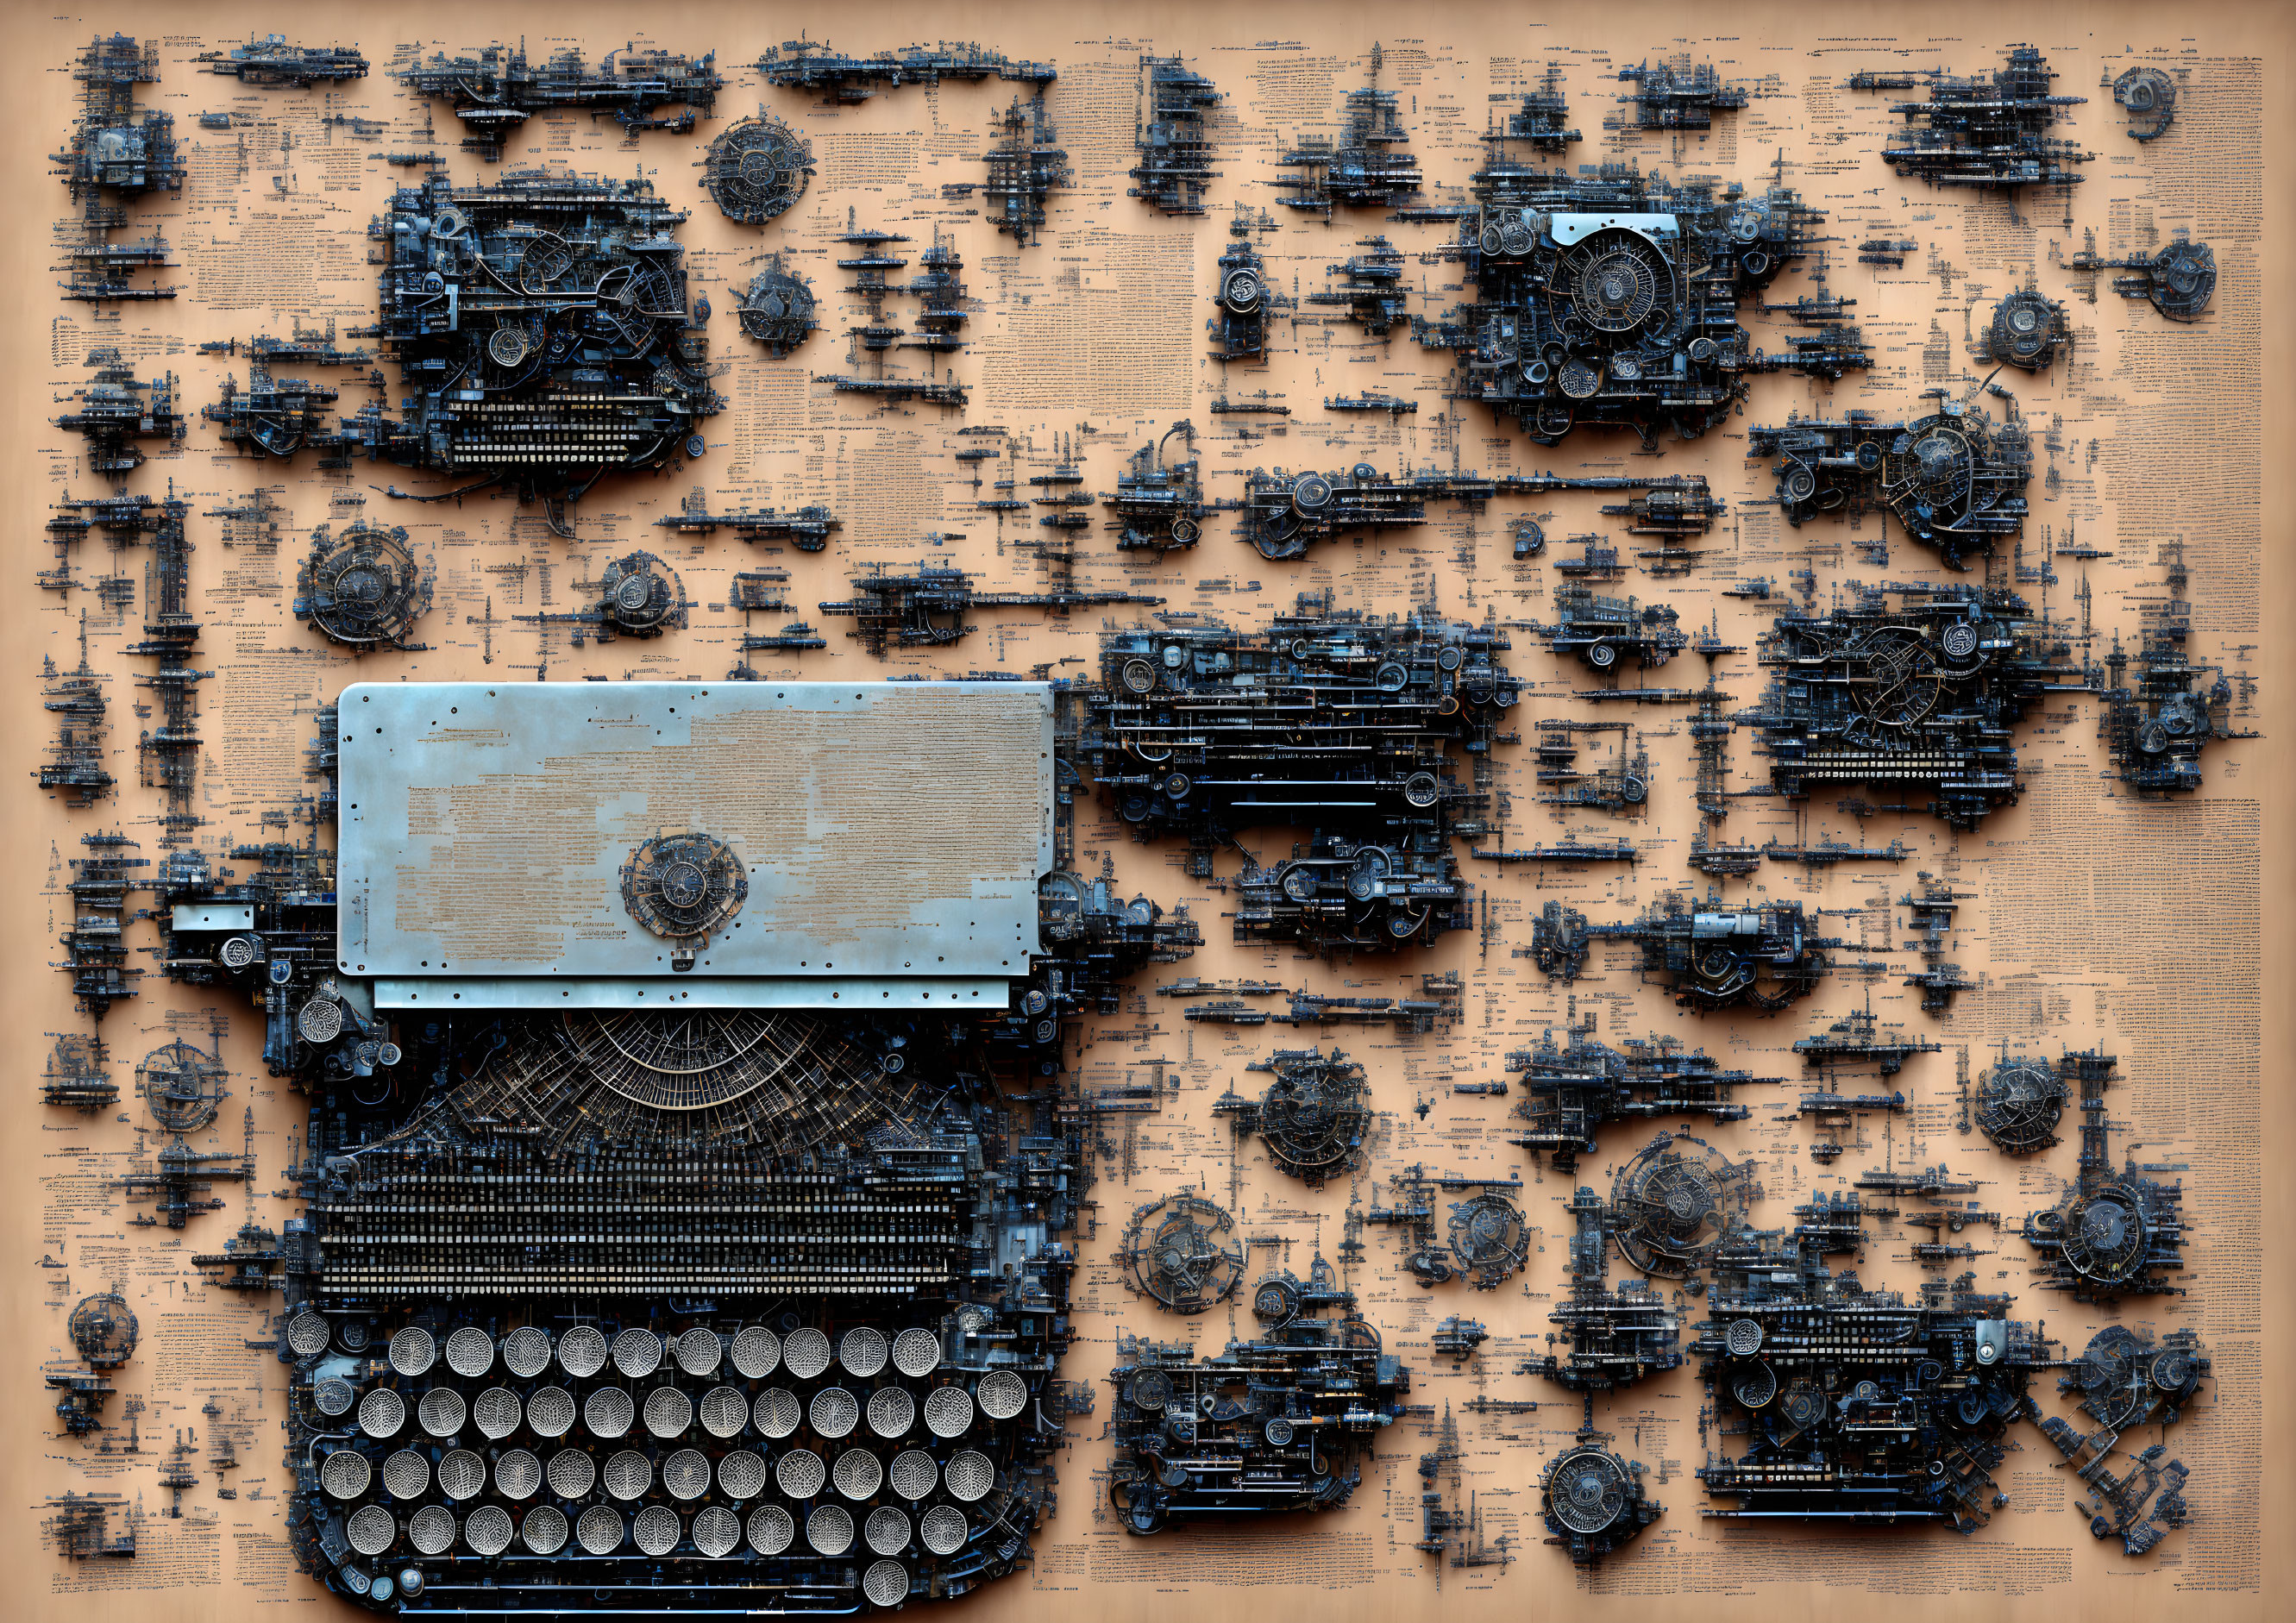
[3,3,2290,1620]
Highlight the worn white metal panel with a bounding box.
[336,680,1053,1006]
[173,903,255,931]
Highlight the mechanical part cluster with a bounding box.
[1408,166,1863,449]
[1214,1048,1372,1185]
[396,45,722,161]
[1508,1029,1775,1169]
[1132,57,1220,214]
[361,172,720,530]
[1734,583,2098,825]
[1568,890,1843,1013]
[1107,1259,1410,1534]
[1852,46,2092,191]
[1694,1217,2058,1531]
[1749,393,2033,569]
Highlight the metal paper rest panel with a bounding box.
[336,680,1053,1006]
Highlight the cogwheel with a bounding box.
[703,115,815,226]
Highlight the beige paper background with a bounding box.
[3,3,2290,1620]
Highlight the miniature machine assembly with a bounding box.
[1107,1256,1408,1533]
[52,1289,139,1436]
[1232,464,1719,561]
[2068,232,2217,322]
[658,494,840,551]
[814,217,972,399]
[983,96,1070,247]
[700,114,814,225]
[2099,545,2247,794]
[1501,66,1579,151]
[1306,237,1409,336]
[1973,1049,2071,1153]
[1105,423,1210,553]
[1079,604,1515,844]
[1693,1197,2058,1530]
[1404,157,1864,448]
[1209,219,1282,362]
[1473,839,1638,867]
[198,35,369,85]
[69,1292,139,1369]
[1277,47,1421,216]
[1532,719,1651,820]
[1749,390,2033,568]
[819,566,1160,654]
[1617,58,1746,128]
[1852,46,2092,191]
[1795,1006,1940,1076]
[54,35,182,304]
[1559,889,1841,1012]
[1531,1186,1682,1392]
[1900,873,1974,1013]
[1235,834,1473,953]
[2020,1051,2186,1300]
[1609,1131,1762,1278]
[1433,1318,1490,1361]
[1733,582,2097,826]
[105,492,208,850]
[1132,57,1220,214]
[818,373,970,408]
[59,830,147,1017]
[1979,289,2072,371]
[396,44,723,160]
[58,360,184,479]
[1214,1049,1371,1185]
[1368,1167,1531,1289]
[1526,583,1690,671]
[1508,1027,1775,1169]
[204,339,369,466]
[358,170,721,533]
[40,620,110,806]
[757,40,1055,103]
[2039,1325,2209,1555]
[136,1031,229,1131]
[906,238,969,357]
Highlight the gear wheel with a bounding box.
[735,257,818,356]
[2057,1181,2154,1288]
[1610,1132,1754,1277]
[596,551,683,636]
[1544,1444,1631,1535]
[68,1293,139,1368]
[1847,624,1948,730]
[298,523,429,649]
[1974,1056,2067,1153]
[1446,1192,1530,1288]
[1555,229,1673,335]
[1988,290,2067,371]
[1245,1050,1371,1185]
[1220,266,1263,315]
[2139,239,2216,322]
[1118,1192,1245,1313]
[135,1039,228,1132]
[620,830,747,942]
[702,115,815,225]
